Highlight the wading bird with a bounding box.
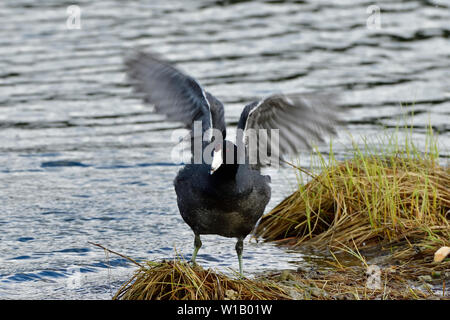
[125,51,339,276]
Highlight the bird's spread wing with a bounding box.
[236,93,340,167]
[125,51,226,142]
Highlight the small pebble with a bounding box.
[434,246,450,263]
[418,275,432,283]
[279,270,295,281]
[309,287,324,297]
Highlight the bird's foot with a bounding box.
[189,259,199,268]
[190,260,197,265]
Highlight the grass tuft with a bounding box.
[113,258,290,300]
[255,125,449,262]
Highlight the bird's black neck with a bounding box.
[211,163,239,180]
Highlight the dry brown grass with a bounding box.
[90,242,448,300]
[262,261,449,300]
[113,259,291,300]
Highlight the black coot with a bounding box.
[125,52,339,275]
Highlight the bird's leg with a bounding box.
[191,233,202,265]
[235,237,244,277]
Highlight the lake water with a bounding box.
[0,0,449,299]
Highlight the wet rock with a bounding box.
[418,275,432,283]
[279,270,295,281]
[296,266,308,273]
[224,289,238,300]
[309,287,325,297]
[335,293,352,300]
[287,288,304,300]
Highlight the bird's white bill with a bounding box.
[210,149,223,174]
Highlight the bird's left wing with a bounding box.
[236,93,340,167]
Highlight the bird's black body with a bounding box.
[174,161,271,238]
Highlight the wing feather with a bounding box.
[125,51,226,138]
[237,93,340,168]
[125,51,227,162]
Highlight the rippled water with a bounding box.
[0,0,449,299]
